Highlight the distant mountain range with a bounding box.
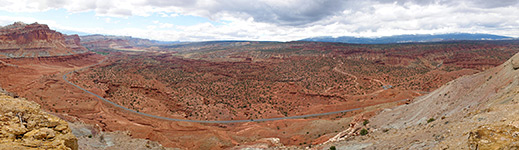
[299,33,515,44]
[80,34,179,47]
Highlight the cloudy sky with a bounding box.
[0,0,518,41]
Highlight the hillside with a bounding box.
[300,33,513,44]
[0,22,87,58]
[318,49,519,149]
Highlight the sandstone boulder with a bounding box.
[510,52,519,70]
[0,93,78,150]
[468,125,519,149]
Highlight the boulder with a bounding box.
[0,93,78,150]
[510,53,519,70]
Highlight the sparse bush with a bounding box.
[360,128,368,135]
[427,118,435,123]
[363,120,369,126]
[329,146,336,150]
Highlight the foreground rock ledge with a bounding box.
[0,93,78,150]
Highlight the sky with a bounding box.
[0,0,518,42]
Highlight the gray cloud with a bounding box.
[248,0,348,26]
[462,0,519,8]
[376,0,519,8]
[110,8,133,16]
[134,0,519,26]
[2,0,519,27]
[145,0,197,7]
[1,0,519,41]
[142,0,350,26]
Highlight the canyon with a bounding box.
[2,22,519,149]
[68,40,519,148]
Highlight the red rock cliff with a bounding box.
[0,22,88,58]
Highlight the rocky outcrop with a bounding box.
[510,52,519,70]
[0,93,78,150]
[468,125,519,149]
[69,122,169,150]
[0,22,88,58]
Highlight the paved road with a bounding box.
[62,57,362,123]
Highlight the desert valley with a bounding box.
[1,1,519,149]
[0,21,519,149]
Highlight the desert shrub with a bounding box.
[363,120,369,126]
[427,118,435,123]
[329,146,336,150]
[360,128,368,135]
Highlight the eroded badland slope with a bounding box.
[318,51,519,149]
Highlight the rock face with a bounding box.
[0,93,78,150]
[0,22,87,58]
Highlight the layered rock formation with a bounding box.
[0,93,78,150]
[0,22,87,58]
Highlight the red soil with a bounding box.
[1,41,519,149]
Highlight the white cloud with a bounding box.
[158,12,178,17]
[0,0,518,41]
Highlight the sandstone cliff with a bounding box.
[0,22,87,58]
[0,93,78,150]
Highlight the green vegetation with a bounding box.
[363,120,369,126]
[360,128,368,135]
[427,118,436,123]
[329,146,336,150]
[87,48,110,55]
[94,51,110,55]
